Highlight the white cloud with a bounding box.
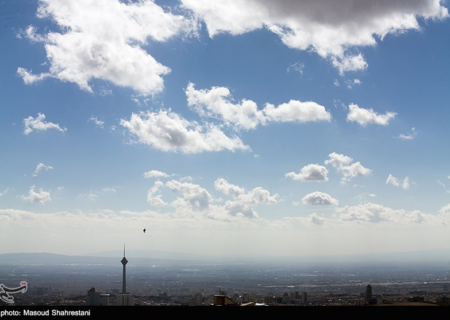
[3,205,450,257]
[437,180,450,194]
[0,188,9,198]
[88,117,105,128]
[439,203,450,214]
[346,104,397,126]
[398,127,417,140]
[285,164,329,182]
[144,170,170,179]
[345,78,362,89]
[120,110,250,154]
[143,177,279,220]
[21,185,51,204]
[325,152,371,184]
[387,174,411,190]
[17,67,51,85]
[337,203,439,224]
[214,179,278,205]
[214,178,279,219]
[287,62,304,75]
[302,192,339,206]
[263,100,332,124]
[181,0,448,74]
[186,82,265,130]
[386,174,400,187]
[18,0,199,96]
[214,178,246,198]
[87,193,98,201]
[166,180,213,212]
[332,54,368,76]
[355,193,377,203]
[32,163,54,177]
[147,181,166,207]
[186,83,331,131]
[402,177,410,190]
[23,113,67,135]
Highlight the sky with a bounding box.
[1,0,450,261]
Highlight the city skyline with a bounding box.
[1,0,450,260]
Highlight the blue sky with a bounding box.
[1,0,450,260]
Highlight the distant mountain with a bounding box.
[1,249,449,267]
[84,249,210,261]
[0,251,251,267]
[0,252,120,266]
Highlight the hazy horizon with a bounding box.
[2,248,450,266]
[1,0,450,260]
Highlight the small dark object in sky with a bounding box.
[143,228,146,233]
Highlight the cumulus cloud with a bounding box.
[76,192,99,201]
[346,104,397,126]
[147,181,166,207]
[186,83,266,130]
[166,180,213,212]
[263,101,332,124]
[88,117,105,128]
[402,177,410,190]
[345,78,362,89]
[181,0,448,74]
[21,185,51,204]
[17,67,51,84]
[23,113,67,135]
[18,0,198,96]
[439,203,450,214]
[331,54,368,76]
[281,213,329,226]
[285,164,329,182]
[186,83,331,131]
[386,174,400,187]
[398,127,417,140]
[214,178,246,198]
[336,202,439,224]
[144,170,170,179]
[214,178,279,219]
[325,152,371,184]
[144,177,278,220]
[302,192,339,206]
[32,163,54,177]
[120,110,250,153]
[386,174,411,190]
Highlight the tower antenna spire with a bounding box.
[121,243,128,294]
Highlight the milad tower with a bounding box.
[121,244,128,294]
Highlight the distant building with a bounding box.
[116,293,134,306]
[213,295,238,306]
[100,294,110,306]
[194,293,203,306]
[365,284,372,302]
[86,287,100,306]
[263,296,274,304]
[302,292,308,305]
